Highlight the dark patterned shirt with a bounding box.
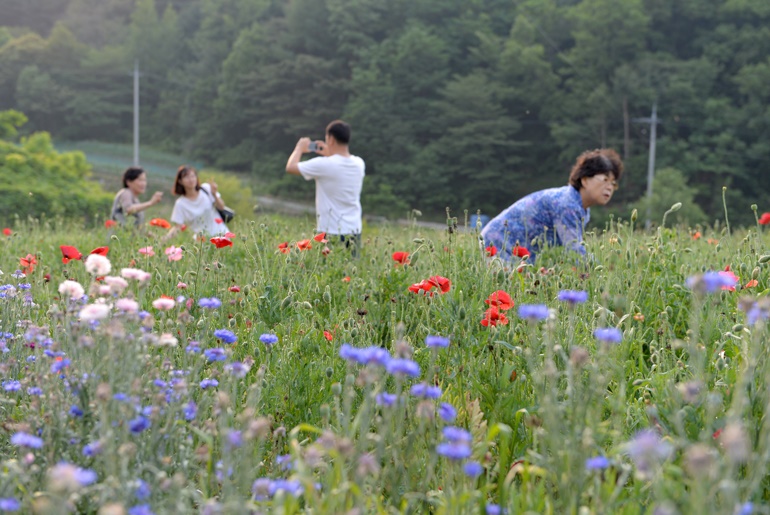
[481,185,589,261]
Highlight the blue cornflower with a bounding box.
[3,380,21,392]
[557,290,588,304]
[686,271,737,293]
[268,479,303,497]
[226,430,243,449]
[738,502,754,515]
[185,341,201,353]
[436,442,472,460]
[358,346,391,366]
[25,356,36,363]
[198,297,222,309]
[585,455,610,470]
[138,310,151,320]
[443,426,472,442]
[385,358,421,377]
[213,329,237,344]
[486,504,502,515]
[204,348,226,362]
[26,387,43,396]
[82,441,103,457]
[183,401,197,421]
[259,333,278,345]
[438,403,457,422]
[594,328,623,345]
[128,505,154,515]
[18,283,31,290]
[69,405,84,417]
[375,393,398,407]
[625,429,672,475]
[225,361,250,378]
[71,466,97,485]
[463,460,484,478]
[153,379,167,388]
[252,478,273,500]
[11,270,25,278]
[0,498,20,511]
[51,359,71,373]
[135,479,151,500]
[10,431,43,448]
[517,304,550,321]
[113,393,128,402]
[129,416,151,434]
[410,383,442,399]
[200,378,219,389]
[276,454,293,471]
[425,335,450,348]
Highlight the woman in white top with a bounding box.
[166,165,229,239]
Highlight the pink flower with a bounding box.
[177,282,188,289]
[152,297,176,311]
[165,246,183,262]
[121,268,152,282]
[138,246,155,256]
[115,298,139,313]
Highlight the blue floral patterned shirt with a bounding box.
[481,185,589,261]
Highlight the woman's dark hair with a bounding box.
[122,166,145,188]
[569,149,624,190]
[326,120,351,145]
[173,165,201,195]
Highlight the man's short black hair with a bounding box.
[326,120,351,145]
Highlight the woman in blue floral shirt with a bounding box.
[481,149,624,262]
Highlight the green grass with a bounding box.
[0,213,768,513]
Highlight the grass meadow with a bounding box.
[0,209,769,515]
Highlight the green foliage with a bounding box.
[3,0,770,224]
[633,167,708,226]
[0,122,112,224]
[199,168,256,220]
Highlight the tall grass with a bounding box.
[0,213,767,514]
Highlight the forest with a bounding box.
[2,0,770,224]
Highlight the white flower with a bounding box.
[79,303,111,321]
[104,276,128,294]
[115,298,139,313]
[152,298,176,311]
[121,268,152,282]
[58,280,85,300]
[85,254,111,276]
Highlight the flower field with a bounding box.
[0,213,769,514]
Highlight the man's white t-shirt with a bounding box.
[170,183,229,237]
[297,154,365,235]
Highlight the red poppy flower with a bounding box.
[512,246,530,258]
[90,246,109,256]
[60,245,83,264]
[323,330,333,341]
[485,290,514,310]
[181,224,187,231]
[719,270,738,291]
[692,231,701,240]
[314,232,327,243]
[408,280,432,294]
[104,220,117,229]
[342,276,351,282]
[297,239,312,251]
[210,237,233,248]
[44,273,51,282]
[150,218,171,229]
[427,275,451,294]
[229,285,241,293]
[744,279,758,289]
[20,254,37,274]
[485,245,497,257]
[392,251,410,265]
[214,218,223,224]
[759,213,770,225]
[2,228,11,236]
[225,232,236,238]
[322,246,331,256]
[481,306,509,327]
[278,242,290,254]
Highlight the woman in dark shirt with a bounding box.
[111,167,163,227]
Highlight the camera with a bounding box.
[308,142,321,152]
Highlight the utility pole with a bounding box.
[133,59,140,167]
[632,101,661,229]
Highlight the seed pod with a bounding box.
[631,209,638,222]
[670,202,682,212]
[280,295,293,309]
[759,255,770,264]
[732,324,745,333]
[752,267,760,279]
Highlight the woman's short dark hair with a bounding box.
[326,120,351,145]
[173,165,200,195]
[569,149,624,190]
[122,167,145,188]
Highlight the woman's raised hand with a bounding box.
[150,191,163,204]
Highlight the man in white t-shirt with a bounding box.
[286,120,365,251]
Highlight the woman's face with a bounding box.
[180,170,198,192]
[127,172,147,195]
[581,173,617,207]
